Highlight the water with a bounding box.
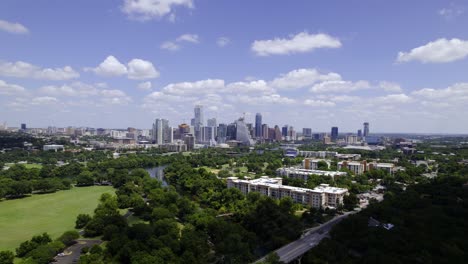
[145,165,168,186]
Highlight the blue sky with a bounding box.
[1,0,468,133]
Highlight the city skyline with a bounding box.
[1,1,468,133]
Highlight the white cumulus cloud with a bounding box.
[251,32,342,56]
[138,81,152,90]
[397,38,468,63]
[0,80,26,95]
[87,56,159,80]
[160,41,180,51]
[310,80,370,93]
[162,79,225,95]
[88,56,128,77]
[270,68,341,90]
[122,0,194,21]
[176,34,199,43]
[0,19,29,34]
[379,81,402,92]
[128,59,160,79]
[217,37,230,47]
[31,96,58,105]
[304,99,336,107]
[0,61,79,80]
[225,80,274,94]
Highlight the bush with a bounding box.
[58,230,80,246]
[75,214,92,229]
[0,251,15,264]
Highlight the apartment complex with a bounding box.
[226,176,348,209]
[277,168,347,181]
[338,161,396,175]
[302,158,331,170]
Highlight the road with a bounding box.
[54,239,102,264]
[255,212,354,263]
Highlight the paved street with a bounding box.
[54,239,102,264]
[255,212,353,263]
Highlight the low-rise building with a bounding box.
[226,176,348,209]
[277,167,347,181]
[302,158,331,170]
[43,144,64,152]
[338,161,366,175]
[368,162,395,175]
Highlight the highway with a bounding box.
[254,212,353,263]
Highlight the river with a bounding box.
[145,165,168,186]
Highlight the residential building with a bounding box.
[277,167,346,181]
[338,161,366,175]
[235,118,255,146]
[43,144,64,151]
[346,135,358,144]
[152,118,172,144]
[226,176,348,209]
[183,133,195,151]
[262,124,269,139]
[302,158,331,170]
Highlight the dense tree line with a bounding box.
[302,175,468,263]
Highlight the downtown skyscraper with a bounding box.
[255,113,262,138]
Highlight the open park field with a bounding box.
[0,186,114,252]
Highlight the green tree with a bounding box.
[343,193,359,211]
[75,214,92,229]
[0,251,14,264]
[57,230,80,246]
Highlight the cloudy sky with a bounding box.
[1,0,468,133]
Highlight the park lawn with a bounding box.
[5,163,43,169]
[0,186,114,252]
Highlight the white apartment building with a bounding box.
[338,161,366,175]
[368,162,395,175]
[226,176,348,209]
[277,167,347,181]
[302,158,331,170]
[299,151,337,158]
[338,161,396,175]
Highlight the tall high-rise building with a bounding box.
[303,128,312,138]
[226,123,237,140]
[331,127,338,141]
[275,125,282,141]
[207,118,217,127]
[217,123,227,143]
[153,118,172,144]
[357,129,362,137]
[363,122,369,137]
[194,105,204,143]
[262,124,269,139]
[282,125,288,137]
[21,123,26,130]
[194,105,204,127]
[183,134,195,151]
[236,118,255,146]
[255,113,262,138]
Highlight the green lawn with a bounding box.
[0,186,114,252]
[5,163,43,169]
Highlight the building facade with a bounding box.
[226,176,348,209]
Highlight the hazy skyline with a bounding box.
[1,0,468,133]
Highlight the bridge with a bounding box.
[254,212,354,263]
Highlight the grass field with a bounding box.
[5,163,43,169]
[0,186,114,252]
